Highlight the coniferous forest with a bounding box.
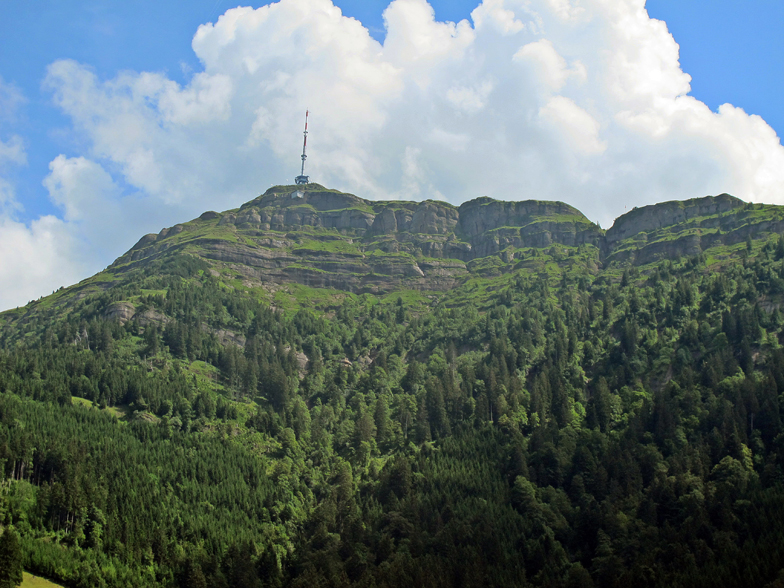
[4,189,784,587]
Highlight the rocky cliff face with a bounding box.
[117,184,599,294]
[605,194,744,246]
[603,194,784,265]
[457,197,603,258]
[115,185,784,296]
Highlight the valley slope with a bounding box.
[3,186,784,588]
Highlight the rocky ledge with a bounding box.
[115,185,784,294]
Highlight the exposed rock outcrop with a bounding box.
[111,185,784,296]
[104,302,136,324]
[603,195,784,265]
[605,194,743,246]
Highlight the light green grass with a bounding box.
[22,572,65,587]
[71,396,92,409]
[368,249,417,261]
[270,283,352,312]
[105,404,128,419]
[189,360,224,393]
[71,396,128,419]
[293,239,362,255]
[379,289,431,307]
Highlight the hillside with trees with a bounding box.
[3,188,784,587]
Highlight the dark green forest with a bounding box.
[5,227,784,586]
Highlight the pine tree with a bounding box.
[415,397,431,444]
[0,527,23,588]
[374,396,391,448]
[183,561,208,588]
[776,235,784,261]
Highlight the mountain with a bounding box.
[3,186,784,588]
[110,186,783,294]
[114,183,601,295]
[5,185,781,330]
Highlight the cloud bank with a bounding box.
[2,0,784,309]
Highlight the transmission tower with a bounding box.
[295,110,309,185]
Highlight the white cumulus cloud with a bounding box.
[514,39,585,92]
[0,215,85,311]
[1,0,783,310]
[0,136,26,168]
[0,79,84,310]
[0,76,25,123]
[540,95,606,155]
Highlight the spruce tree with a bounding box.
[0,527,23,588]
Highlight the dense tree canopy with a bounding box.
[3,238,784,586]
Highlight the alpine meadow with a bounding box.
[4,184,784,586]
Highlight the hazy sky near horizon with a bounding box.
[1,0,783,310]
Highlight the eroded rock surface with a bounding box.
[111,185,783,295]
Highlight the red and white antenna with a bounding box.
[295,110,309,185]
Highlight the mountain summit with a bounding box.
[108,185,777,297]
[2,186,781,337]
[115,183,599,295]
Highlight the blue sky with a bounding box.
[2,1,782,221]
[0,0,783,309]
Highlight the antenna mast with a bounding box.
[295,110,309,185]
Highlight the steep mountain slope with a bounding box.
[3,187,784,587]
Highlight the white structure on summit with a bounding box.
[294,110,309,186]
